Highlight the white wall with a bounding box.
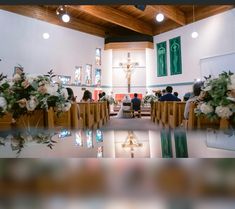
[0,10,104,99]
[149,8,235,99]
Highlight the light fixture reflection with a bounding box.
[156,13,164,22]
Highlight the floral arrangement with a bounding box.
[195,71,235,121]
[100,95,117,105]
[143,94,158,104]
[0,69,71,120]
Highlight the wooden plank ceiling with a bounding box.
[0,5,234,38]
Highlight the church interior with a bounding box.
[0,4,235,208]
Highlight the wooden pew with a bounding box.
[155,101,161,124]
[168,102,186,128]
[151,102,155,122]
[160,101,172,126]
[0,113,12,131]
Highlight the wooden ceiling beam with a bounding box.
[70,5,153,36]
[0,5,107,37]
[150,5,186,26]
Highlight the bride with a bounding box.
[116,95,132,118]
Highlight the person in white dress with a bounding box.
[116,95,132,118]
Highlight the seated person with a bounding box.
[173,92,181,101]
[66,87,77,102]
[131,93,141,117]
[183,92,193,101]
[159,86,180,101]
[80,90,94,102]
[184,81,204,119]
[116,95,132,118]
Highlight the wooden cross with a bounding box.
[119,52,138,93]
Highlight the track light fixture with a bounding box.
[56,5,70,23]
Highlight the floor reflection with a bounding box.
[0,128,235,158]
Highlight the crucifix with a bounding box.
[119,52,139,93]
[122,131,142,158]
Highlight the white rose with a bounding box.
[25,74,36,84]
[62,102,71,112]
[61,88,68,100]
[26,96,38,111]
[215,106,233,119]
[200,103,214,114]
[0,97,7,111]
[13,73,21,81]
[45,84,59,96]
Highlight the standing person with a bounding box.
[159,86,179,101]
[131,93,141,118]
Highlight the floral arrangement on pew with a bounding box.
[143,94,158,105]
[100,95,117,105]
[195,71,235,122]
[0,69,71,123]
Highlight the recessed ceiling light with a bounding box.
[191,31,199,38]
[42,32,50,39]
[62,14,70,23]
[156,13,164,22]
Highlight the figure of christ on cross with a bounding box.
[120,52,138,93]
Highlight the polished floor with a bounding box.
[0,120,235,158]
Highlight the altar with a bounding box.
[115,93,143,102]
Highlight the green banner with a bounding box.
[157,41,167,77]
[161,129,173,158]
[170,36,182,75]
[174,129,188,158]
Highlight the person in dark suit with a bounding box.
[131,93,141,118]
[173,92,181,101]
[159,86,180,101]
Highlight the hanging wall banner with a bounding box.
[157,41,167,77]
[170,36,182,75]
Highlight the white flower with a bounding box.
[25,74,36,84]
[215,106,233,119]
[0,97,7,111]
[61,88,68,100]
[228,74,235,90]
[13,73,21,81]
[45,84,59,96]
[199,103,214,114]
[203,85,212,91]
[62,102,71,112]
[26,96,38,111]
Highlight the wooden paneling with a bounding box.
[71,5,153,36]
[0,5,107,37]
[150,5,186,26]
[0,5,234,38]
[104,41,154,50]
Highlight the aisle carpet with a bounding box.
[102,116,161,130]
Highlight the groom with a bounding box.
[131,93,141,118]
